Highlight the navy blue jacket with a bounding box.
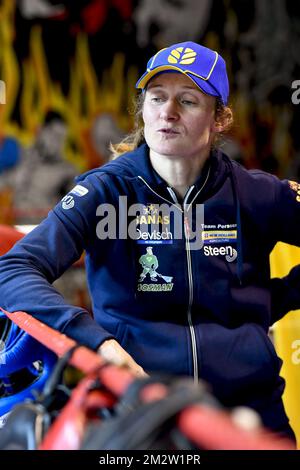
[1,144,299,435]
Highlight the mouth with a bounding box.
[157,128,180,135]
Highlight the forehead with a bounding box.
[146,72,200,91]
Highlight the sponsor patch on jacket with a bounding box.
[61,194,75,210]
[202,230,237,244]
[136,228,173,244]
[203,245,237,262]
[137,246,174,290]
[288,180,300,202]
[70,185,89,197]
[137,283,174,291]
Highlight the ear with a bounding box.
[212,107,233,133]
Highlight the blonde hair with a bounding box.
[110,93,233,158]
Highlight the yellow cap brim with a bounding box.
[136,65,194,89]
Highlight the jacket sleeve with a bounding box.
[270,178,300,324]
[0,175,114,350]
[270,270,300,324]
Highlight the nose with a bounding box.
[160,99,179,121]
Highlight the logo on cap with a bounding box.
[168,47,197,65]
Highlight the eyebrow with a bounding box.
[147,84,199,91]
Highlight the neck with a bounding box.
[149,149,210,199]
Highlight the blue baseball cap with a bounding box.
[136,41,229,105]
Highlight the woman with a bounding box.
[0,42,298,441]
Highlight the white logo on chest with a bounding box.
[203,245,237,262]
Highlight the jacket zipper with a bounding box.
[183,213,198,383]
[167,187,199,383]
[138,173,210,382]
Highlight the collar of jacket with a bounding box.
[76,143,228,203]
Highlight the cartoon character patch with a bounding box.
[137,246,174,292]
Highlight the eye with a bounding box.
[150,96,164,103]
[181,99,196,105]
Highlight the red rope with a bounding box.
[1,309,133,397]
[177,405,295,450]
[2,309,296,450]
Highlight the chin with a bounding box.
[152,143,184,157]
